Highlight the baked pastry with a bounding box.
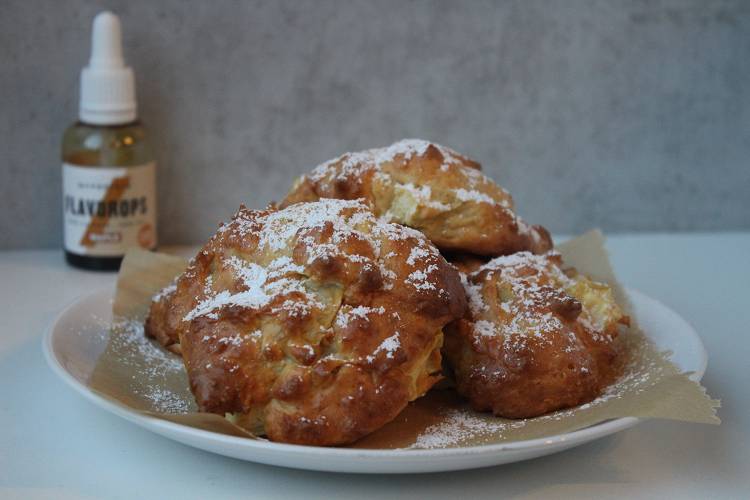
[443,251,628,418]
[280,139,552,256]
[145,199,466,445]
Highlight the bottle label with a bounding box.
[62,162,157,257]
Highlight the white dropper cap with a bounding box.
[79,12,136,125]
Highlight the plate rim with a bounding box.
[42,286,707,460]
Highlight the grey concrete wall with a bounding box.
[1,0,748,250]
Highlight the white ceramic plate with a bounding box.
[43,287,706,474]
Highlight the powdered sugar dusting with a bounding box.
[109,318,191,414]
[306,139,510,216]
[453,188,499,206]
[190,199,402,321]
[335,305,386,328]
[143,388,190,413]
[406,365,652,449]
[406,264,439,291]
[184,198,447,330]
[310,139,466,184]
[406,245,434,266]
[462,273,488,315]
[409,408,520,449]
[112,318,184,374]
[366,331,402,362]
[184,254,318,321]
[462,252,581,340]
[152,283,176,302]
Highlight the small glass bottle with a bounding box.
[62,12,157,271]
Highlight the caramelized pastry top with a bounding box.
[146,198,466,445]
[444,251,628,418]
[281,139,551,256]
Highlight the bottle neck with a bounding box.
[76,118,141,129]
[79,63,137,125]
[79,107,137,126]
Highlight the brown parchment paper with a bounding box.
[87,230,719,449]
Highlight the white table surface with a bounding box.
[0,233,747,500]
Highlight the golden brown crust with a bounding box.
[145,199,466,445]
[443,252,628,418]
[280,139,552,256]
[144,284,181,352]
